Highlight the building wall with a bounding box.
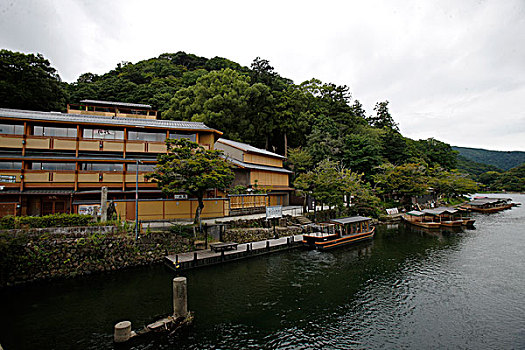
[244,153,283,167]
[250,170,289,187]
[113,198,229,220]
[214,142,244,161]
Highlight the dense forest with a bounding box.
[1,49,523,211]
[453,146,525,171]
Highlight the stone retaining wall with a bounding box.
[0,228,191,288]
[224,226,302,244]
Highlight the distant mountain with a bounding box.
[456,155,502,176]
[453,146,525,171]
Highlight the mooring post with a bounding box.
[173,277,188,319]
[266,240,270,250]
[176,254,179,264]
[246,244,249,252]
[114,321,132,343]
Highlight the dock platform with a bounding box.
[165,234,304,271]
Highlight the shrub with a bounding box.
[0,213,94,229]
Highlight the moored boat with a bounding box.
[402,211,441,229]
[461,197,514,213]
[302,216,375,250]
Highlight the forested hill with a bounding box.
[452,146,525,171]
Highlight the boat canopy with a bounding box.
[329,216,372,225]
[422,207,458,216]
[468,198,510,206]
[407,210,425,216]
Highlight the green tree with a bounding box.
[373,163,429,204]
[0,50,65,111]
[367,100,399,130]
[146,138,234,229]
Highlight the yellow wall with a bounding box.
[148,143,167,153]
[126,142,145,152]
[244,153,283,167]
[79,140,100,151]
[24,172,50,182]
[26,138,50,149]
[199,133,215,149]
[102,141,124,152]
[54,139,77,150]
[0,135,23,148]
[250,170,289,187]
[115,199,228,221]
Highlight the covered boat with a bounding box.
[402,210,441,229]
[302,216,375,250]
[461,197,513,213]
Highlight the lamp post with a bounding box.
[135,159,142,240]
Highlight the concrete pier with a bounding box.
[165,234,304,271]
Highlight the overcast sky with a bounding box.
[1,0,524,151]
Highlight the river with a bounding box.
[1,194,524,349]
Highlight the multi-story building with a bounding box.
[0,100,222,218]
[215,138,293,207]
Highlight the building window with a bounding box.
[31,162,76,171]
[83,128,124,140]
[80,163,123,172]
[127,163,156,172]
[169,132,196,142]
[33,126,77,138]
[0,161,22,170]
[0,123,24,135]
[128,130,166,142]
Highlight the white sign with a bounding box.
[78,204,101,216]
[386,208,399,215]
[266,205,283,220]
[0,175,16,183]
[174,194,188,199]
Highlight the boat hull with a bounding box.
[313,227,376,251]
[402,215,441,229]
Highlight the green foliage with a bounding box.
[456,155,502,176]
[294,159,380,216]
[147,138,234,225]
[492,164,525,192]
[373,163,430,201]
[0,50,66,111]
[452,146,525,171]
[367,100,399,130]
[0,214,93,229]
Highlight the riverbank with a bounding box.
[0,223,303,288]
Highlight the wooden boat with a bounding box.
[461,197,514,213]
[402,211,441,229]
[424,207,464,227]
[302,216,375,250]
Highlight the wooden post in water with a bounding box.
[114,321,132,343]
[173,277,188,318]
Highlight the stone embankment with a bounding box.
[0,226,191,288]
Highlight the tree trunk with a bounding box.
[195,196,205,233]
[284,132,288,158]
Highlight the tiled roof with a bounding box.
[79,99,152,109]
[225,157,292,174]
[0,108,217,132]
[217,138,286,159]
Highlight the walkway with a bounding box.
[165,233,304,271]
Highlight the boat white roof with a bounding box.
[330,216,371,224]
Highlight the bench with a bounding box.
[210,242,238,253]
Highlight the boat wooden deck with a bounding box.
[165,234,304,271]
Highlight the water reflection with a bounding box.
[1,194,524,349]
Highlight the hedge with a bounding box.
[0,214,94,229]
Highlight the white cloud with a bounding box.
[0,0,524,151]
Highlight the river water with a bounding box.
[1,194,524,349]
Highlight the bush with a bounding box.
[0,213,94,229]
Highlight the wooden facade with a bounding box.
[0,103,222,219]
[215,138,293,206]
